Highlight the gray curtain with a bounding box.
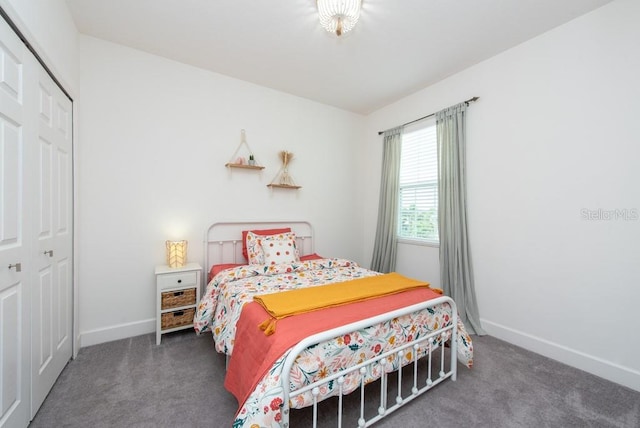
[370,126,403,273]
[436,103,486,335]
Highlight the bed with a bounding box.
[194,221,473,427]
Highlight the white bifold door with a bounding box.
[1,15,73,428]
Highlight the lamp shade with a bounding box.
[166,240,187,268]
[317,0,362,36]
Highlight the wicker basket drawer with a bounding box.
[161,307,195,331]
[157,271,197,290]
[161,287,196,310]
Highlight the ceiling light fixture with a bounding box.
[317,0,362,37]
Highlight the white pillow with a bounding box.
[245,231,266,264]
[260,232,300,265]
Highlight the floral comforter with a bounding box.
[194,258,376,352]
[194,259,474,428]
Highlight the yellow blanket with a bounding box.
[254,272,431,335]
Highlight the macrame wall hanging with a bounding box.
[268,150,301,189]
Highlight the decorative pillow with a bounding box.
[245,231,266,264]
[246,231,296,264]
[259,232,300,265]
[242,228,291,261]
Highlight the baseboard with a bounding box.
[79,318,155,347]
[481,319,640,392]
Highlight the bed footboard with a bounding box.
[280,296,458,427]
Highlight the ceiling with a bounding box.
[65,0,613,115]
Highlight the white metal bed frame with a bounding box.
[202,221,458,427]
[280,296,458,427]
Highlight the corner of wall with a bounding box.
[79,318,155,348]
[482,319,640,393]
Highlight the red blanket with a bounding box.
[224,287,443,412]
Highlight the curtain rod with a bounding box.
[377,96,479,135]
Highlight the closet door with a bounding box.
[0,16,32,428]
[1,14,73,426]
[30,58,73,417]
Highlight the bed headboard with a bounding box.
[203,221,314,270]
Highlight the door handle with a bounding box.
[44,250,54,257]
[8,263,22,272]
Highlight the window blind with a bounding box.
[398,121,438,242]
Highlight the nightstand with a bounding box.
[155,262,202,345]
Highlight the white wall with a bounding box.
[77,36,366,345]
[362,0,640,391]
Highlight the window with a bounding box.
[398,120,438,243]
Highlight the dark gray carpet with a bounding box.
[30,331,640,427]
